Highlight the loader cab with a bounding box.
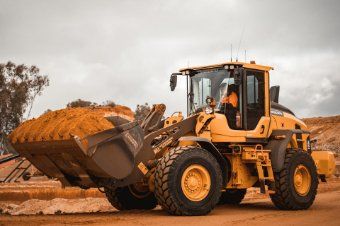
[173,62,272,140]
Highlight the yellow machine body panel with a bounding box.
[194,111,310,152]
[312,151,336,177]
[207,114,272,142]
[179,61,273,73]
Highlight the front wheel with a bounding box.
[155,146,222,216]
[270,149,318,210]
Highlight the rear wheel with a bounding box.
[155,146,222,216]
[219,189,247,205]
[270,149,318,210]
[105,184,157,210]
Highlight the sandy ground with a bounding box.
[1,179,340,226]
[1,190,340,226]
[0,180,104,203]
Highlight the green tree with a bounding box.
[0,61,49,134]
[102,100,116,107]
[43,109,52,114]
[66,99,97,108]
[135,103,151,121]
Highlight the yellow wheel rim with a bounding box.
[293,164,311,196]
[181,164,211,201]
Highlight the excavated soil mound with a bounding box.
[9,105,134,144]
[303,115,340,153]
[0,198,114,215]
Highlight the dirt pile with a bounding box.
[0,181,104,202]
[303,115,340,153]
[0,198,114,215]
[9,105,134,144]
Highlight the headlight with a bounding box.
[204,106,213,114]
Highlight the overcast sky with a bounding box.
[1,0,339,118]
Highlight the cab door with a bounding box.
[209,68,271,142]
[242,69,270,139]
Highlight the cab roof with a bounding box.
[179,61,273,73]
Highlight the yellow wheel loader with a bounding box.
[8,61,335,215]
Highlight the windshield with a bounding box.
[189,69,233,113]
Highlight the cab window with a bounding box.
[246,71,265,130]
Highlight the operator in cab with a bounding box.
[221,84,239,129]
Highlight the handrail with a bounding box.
[0,154,20,165]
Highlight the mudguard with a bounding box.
[265,129,310,172]
[179,136,229,185]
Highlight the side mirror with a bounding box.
[170,73,178,91]
[234,68,244,86]
[270,86,280,103]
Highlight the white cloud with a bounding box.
[0,0,339,118]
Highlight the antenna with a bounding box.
[230,44,233,62]
[244,50,247,62]
[236,26,245,62]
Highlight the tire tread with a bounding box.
[270,149,318,210]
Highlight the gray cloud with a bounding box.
[0,0,339,118]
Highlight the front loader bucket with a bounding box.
[9,104,197,189]
[79,121,144,179]
[11,121,144,188]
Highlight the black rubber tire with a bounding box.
[105,185,157,210]
[219,189,247,205]
[154,146,222,216]
[270,149,318,210]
